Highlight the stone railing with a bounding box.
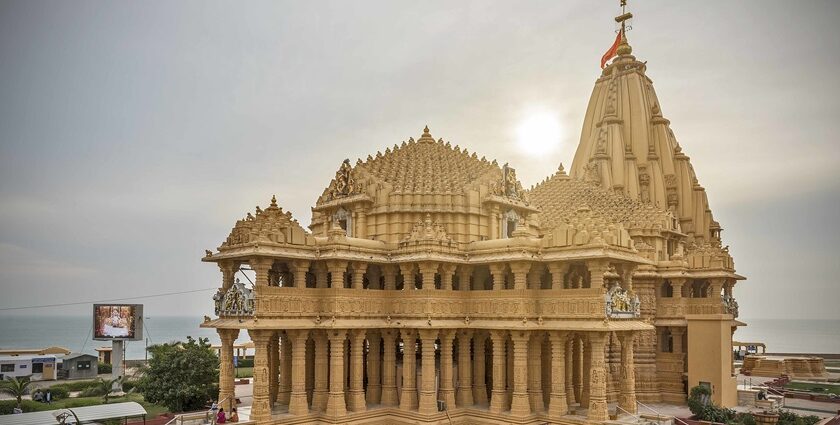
[248,286,607,321]
[655,297,728,319]
[656,298,686,319]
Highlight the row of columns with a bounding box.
[218,328,638,422]
[225,258,629,292]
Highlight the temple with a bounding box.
[201,6,744,425]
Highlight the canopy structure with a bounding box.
[0,401,147,425]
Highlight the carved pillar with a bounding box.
[355,206,367,239]
[527,264,543,289]
[217,328,239,413]
[489,205,500,239]
[587,260,610,289]
[248,329,272,422]
[588,332,609,422]
[326,260,348,289]
[623,266,636,292]
[311,331,328,411]
[440,330,457,410]
[573,336,582,403]
[582,336,591,405]
[278,333,292,405]
[418,262,438,290]
[565,338,575,406]
[548,331,569,418]
[314,262,328,289]
[440,263,457,290]
[399,263,417,291]
[473,332,489,405]
[380,329,399,406]
[350,262,368,290]
[709,278,724,299]
[509,330,531,416]
[489,330,507,413]
[418,329,439,414]
[619,332,638,413]
[548,263,570,290]
[367,266,382,290]
[287,330,309,415]
[348,329,366,411]
[672,278,685,299]
[219,261,238,290]
[489,263,507,291]
[456,329,474,407]
[510,261,531,290]
[457,265,473,291]
[250,257,273,287]
[382,264,398,290]
[325,329,347,417]
[528,332,545,412]
[400,329,418,410]
[268,332,279,405]
[366,331,382,405]
[291,260,310,288]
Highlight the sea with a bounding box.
[0,316,837,360]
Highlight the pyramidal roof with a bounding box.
[320,126,504,200]
[530,164,675,234]
[569,22,719,244]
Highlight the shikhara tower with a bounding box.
[201,4,743,424]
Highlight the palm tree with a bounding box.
[0,376,32,409]
[94,376,122,404]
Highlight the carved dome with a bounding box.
[316,126,504,204]
[310,127,534,244]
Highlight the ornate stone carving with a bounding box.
[401,213,452,244]
[722,294,739,318]
[325,159,364,201]
[214,279,255,317]
[605,282,640,318]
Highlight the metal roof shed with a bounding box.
[0,401,147,425]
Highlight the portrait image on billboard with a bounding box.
[93,304,143,341]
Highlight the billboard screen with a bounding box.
[93,304,143,341]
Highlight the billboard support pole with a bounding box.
[112,339,125,393]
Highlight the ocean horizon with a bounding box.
[0,315,837,360]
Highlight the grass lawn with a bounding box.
[235,367,253,378]
[785,381,840,394]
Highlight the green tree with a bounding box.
[138,337,219,412]
[0,376,32,409]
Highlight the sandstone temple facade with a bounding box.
[202,14,744,425]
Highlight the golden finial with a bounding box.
[270,195,277,207]
[615,0,633,55]
[419,125,434,143]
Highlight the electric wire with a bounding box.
[0,287,217,311]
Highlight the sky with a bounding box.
[0,0,839,321]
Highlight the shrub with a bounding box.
[777,410,820,425]
[80,386,105,397]
[99,362,112,374]
[122,380,136,392]
[46,385,69,400]
[235,358,253,368]
[688,385,711,416]
[53,380,100,392]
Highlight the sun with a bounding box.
[516,111,563,156]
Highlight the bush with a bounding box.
[777,410,820,425]
[52,380,100,392]
[138,337,219,412]
[688,385,711,416]
[46,385,69,400]
[99,362,112,374]
[122,380,136,392]
[0,399,47,414]
[235,358,253,368]
[79,386,105,397]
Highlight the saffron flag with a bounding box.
[600,31,622,68]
